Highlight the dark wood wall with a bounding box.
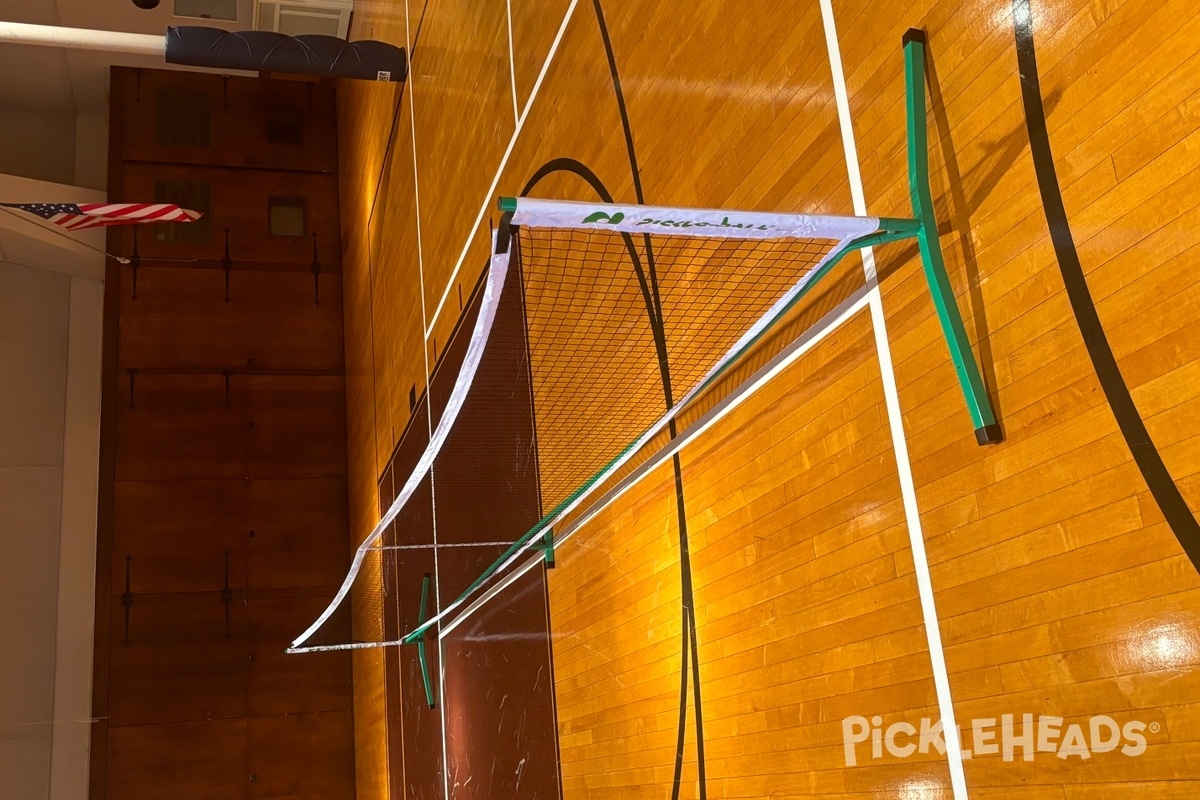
[91,67,355,800]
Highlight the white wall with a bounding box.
[0,259,71,799]
[0,174,103,800]
[0,104,106,193]
[73,113,107,192]
[49,278,102,800]
[0,108,76,186]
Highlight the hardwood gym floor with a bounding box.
[336,0,1200,797]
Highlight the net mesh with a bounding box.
[520,228,838,512]
[291,212,875,652]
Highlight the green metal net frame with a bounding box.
[401,29,998,661]
[903,28,1000,445]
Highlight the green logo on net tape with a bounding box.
[582,209,769,231]
[582,211,626,224]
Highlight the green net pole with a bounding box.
[417,573,436,708]
[903,29,1002,445]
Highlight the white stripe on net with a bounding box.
[512,196,878,241]
[288,234,511,651]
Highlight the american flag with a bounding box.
[0,202,203,232]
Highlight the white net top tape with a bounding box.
[289,232,511,651]
[510,197,879,241]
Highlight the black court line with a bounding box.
[520,156,636,800]
[590,2,708,797]
[521,152,706,799]
[1012,0,1200,571]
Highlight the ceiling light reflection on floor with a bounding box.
[893,776,947,800]
[1125,618,1200,672]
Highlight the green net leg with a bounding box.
[904,28,1002,446]
[417,573,436,709]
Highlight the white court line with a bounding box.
[817,3,970,798]
[424,0,580,340]
[403,4,452,796]
[506,0,519,123]
[403,5,437,592]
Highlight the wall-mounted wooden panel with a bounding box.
[115,375,348,482]
[115,372,248,481]
[107,719,249,800]
[118,266,345,372]
[107,601,247,727]
[115,68,338,173]
[247,375,347,480]
[247,479,348,590]
[247,597,353,717]
[117,163,340,265]
[248,711,356,800]
[97,65,352,800]
[112,480,247,595]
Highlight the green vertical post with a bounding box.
[541,528,556,568]
[417,573,436,709]
[903,29,1002,445]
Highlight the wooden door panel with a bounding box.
[247,597,353,717]
[118,266,345,372]
[247,479,349,590]
[100,65,351,800]
[221,78,338,173]
[247,375,347,479]
[114,68,337,173]
[113,480,246,595]
[115,372,248,481]
[108,718,248,800]
[108,601,247,727]
[247,712,354,800]
[117,163,341,265]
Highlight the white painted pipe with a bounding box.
[0,21,164,56]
